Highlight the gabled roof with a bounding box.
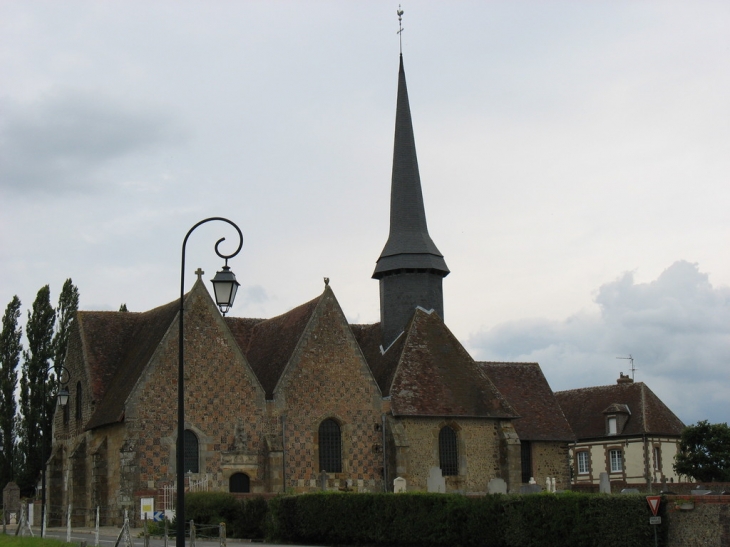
[388,309,517,418]
[228,295,321,399]
[350,322,405,396]
[554,381,685,440]
[83,298,179,430]
[479,362,575,442]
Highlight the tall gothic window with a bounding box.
[520,441,533,483]
[229,473,250,493]
[75,382,83,421]
[318,419,342,473]
[184,430,199,473]
[439,426,458,476]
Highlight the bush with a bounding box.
[178,492,268,540]
[267,491,667,547]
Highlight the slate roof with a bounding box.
[554,381,685,440]
[350,322,405,396]
[479,362,575,442]
[226,295,321,399]
[388,309,518,418]
[373,54,448,278]
[83,298,179,430]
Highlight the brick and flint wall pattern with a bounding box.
[274,291,385,492]
[124,289,269,494]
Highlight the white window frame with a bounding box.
[653,446,661,471]
[609,449,623,473]
[577,451,589,475]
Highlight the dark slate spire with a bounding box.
[374,55,449,346]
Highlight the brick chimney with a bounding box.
[617,372,634,384]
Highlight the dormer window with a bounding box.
[607,416,617,435]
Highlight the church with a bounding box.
[49,53,574,526]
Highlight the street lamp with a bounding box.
[41,364,71,538]
[177,218,242,547]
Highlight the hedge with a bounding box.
[267,491,668,547]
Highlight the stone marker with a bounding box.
[393,477,407,493]
[426,467,445,493]
[2,482,20,525]
[487,478,507,495]
[599,472,611,494]
[520,484,542,494]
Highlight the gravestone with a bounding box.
[426,467,445,493]
[487,478,507,495]
[319,470,328,491]
[393,477,407,493]
[599,472,611,494]
[2,482,20,525]
[519,484,542,494]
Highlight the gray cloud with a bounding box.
[0,91,183,195]
[470,261,730,424]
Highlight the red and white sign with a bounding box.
[646,496,661,516]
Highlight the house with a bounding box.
[48,52,574,526]
[554,374,685,489]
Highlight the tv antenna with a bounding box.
[616,354,636,379]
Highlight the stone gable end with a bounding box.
[124,282,268,493]
[274,288,385,490]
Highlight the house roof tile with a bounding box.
[554,382,685,440]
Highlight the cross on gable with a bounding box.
[194,268,205,281]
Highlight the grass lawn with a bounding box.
[0,536,74,547]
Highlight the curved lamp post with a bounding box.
[177,218,242,547]
[41,364,71,538]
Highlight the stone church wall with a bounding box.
[124,289,269,498]
[393,417,503,493]
[529,441,570,491]
[274,291,385,493]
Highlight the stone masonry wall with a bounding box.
[530,441,570,491]
[394,417,502,493]
[666,496,730,547]
[275,290,385,493]
[124,286,269,499]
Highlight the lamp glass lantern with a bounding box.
[210,264,240,315]
[58,386,70,407]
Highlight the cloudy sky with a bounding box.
[1,1,728,426]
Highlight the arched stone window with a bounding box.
[439,425,458,476]
[318,419,342,473]
[75,381,83,421]
[183,430,199,473]
[229,473,250,493]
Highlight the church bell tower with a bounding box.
[373,54,450,347]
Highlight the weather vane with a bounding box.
[397,5,404,54]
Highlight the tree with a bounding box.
[674,420,730,482]
[17,285,56,494]
[119,303,128,312]
[0,296,22,489]
[53,278,79,372]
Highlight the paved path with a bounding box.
[16,527,325,547]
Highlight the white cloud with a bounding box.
[469,261,730,425]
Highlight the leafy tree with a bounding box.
[674,420,730,482]
[0,296,22,489]
[53,278,79,372]
[17,285,56,494]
